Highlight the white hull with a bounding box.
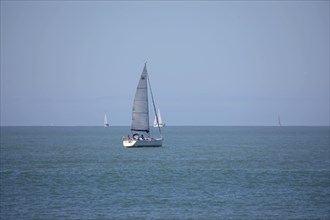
[123,138,163,148]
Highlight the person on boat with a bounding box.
[133,133,139,140]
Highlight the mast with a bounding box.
[147,66,162,137]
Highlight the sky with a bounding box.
[1,1,329,126]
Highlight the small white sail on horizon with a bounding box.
[104,113,109,127]
[153,109,165,127]
[278,115,282,127]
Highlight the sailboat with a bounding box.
[153,109,165,127]
[278,115,282,127]
[104,113,109,127]
[122,63,163,147]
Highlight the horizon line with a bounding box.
[1,125,329,127]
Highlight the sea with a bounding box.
[0,126,329,219]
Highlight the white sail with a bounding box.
[278,115,282,127]
[104,113,109,127]
[131,64,149,132]
[154,109,165,127]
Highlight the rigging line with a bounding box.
[147,71,162,137]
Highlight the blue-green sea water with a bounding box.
[1,126,329,219]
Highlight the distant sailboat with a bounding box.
[122,63,163,147]
[153,109,165,128]
[104,113,109,127]
[278,115,282,126]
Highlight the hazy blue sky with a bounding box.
[1,1,329,126]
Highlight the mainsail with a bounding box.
[131,64,149,132]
